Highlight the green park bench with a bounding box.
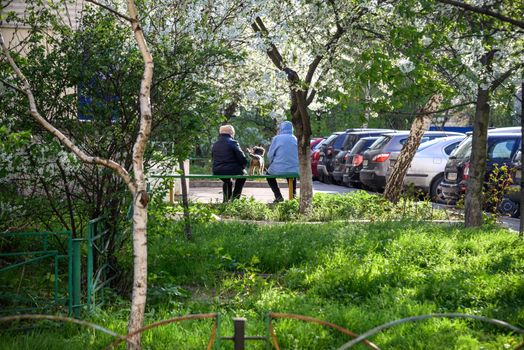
[150,173,300,202]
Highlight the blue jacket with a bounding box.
[267,121,299,174]
[212,134,248,175]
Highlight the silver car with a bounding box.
[386,135,465,201]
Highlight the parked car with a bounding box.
[386,135,465,201]
[312,134,340,180]
[317,128,394,184]
[499,149,521,217]
[440,131,522,203]
[360,131,464,192]
[310,137,325,150]
[341,136,380,188]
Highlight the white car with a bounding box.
[386,136,465,201]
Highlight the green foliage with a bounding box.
[214,191,444,222]
[2,221,522,349]
[219,197,271,221]
[483,164,515,214]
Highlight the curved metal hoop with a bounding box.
[0,314,132,345]
[268,312,380,350]
[337,313,524,350]
[104,313,218,349]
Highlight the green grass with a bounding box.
[1,221,523,349]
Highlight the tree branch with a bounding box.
[380,101,476,116]
[127,0,154,194]
[436,0,524,29]
[489,63,524,92]
[304,0,347,85]
[85,0,135,23]
[0,32,137,194]
[251,17,285,70]
[0,78,24,94]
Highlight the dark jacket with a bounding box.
[211,134,248,175]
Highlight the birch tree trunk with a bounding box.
[384,94,443,203]
[126,0,154,347]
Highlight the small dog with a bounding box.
[247,146,266,175]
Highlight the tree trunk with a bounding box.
[127,191,148,349]
[465,88,490,227]
[126,0,154,346]
[291,91,313,214]
[179,158,192,240]
[297,126,313,211]
[519,80,523,236]
[384,94,443,203]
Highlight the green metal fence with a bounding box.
[0,216,113,318]
[0,231,82,316]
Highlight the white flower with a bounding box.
[395,58,415,74]
[420,36,432,47]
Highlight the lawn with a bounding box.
[1,218,523,349]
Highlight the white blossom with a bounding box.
[395,57,415,74]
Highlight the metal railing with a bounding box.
[0,231,82,316]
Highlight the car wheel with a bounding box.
[498,198,520,218]
[430,174,446,203]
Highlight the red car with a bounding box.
[310,137,326,180]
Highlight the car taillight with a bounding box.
[372,153,390,162]
[312,151,320,160]
[352,154,363,167]
[463,162,470,180]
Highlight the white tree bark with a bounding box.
[384,94,443,203]
[1,0,154,346]
[126,0,154,348]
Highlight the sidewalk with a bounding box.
[188,180,356,203]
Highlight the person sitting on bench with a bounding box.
[266,121,299,203]
[211,124,248,202]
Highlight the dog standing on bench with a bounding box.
[247,146,266,175]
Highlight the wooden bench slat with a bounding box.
[150,174,299,179]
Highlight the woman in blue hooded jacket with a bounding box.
[266,121,299,202]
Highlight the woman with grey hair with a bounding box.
[211,125,248,202]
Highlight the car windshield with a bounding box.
[349,138,378,155]
[450,136,472,159]
[312,139,327,151]
[323,134,339,146]
[332,134,346,149]
[368,135,391,150]
[416,138,443,152]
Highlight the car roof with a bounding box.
[487,132,522,138]
[416,135,465,150]
[344,128,388,132]
[381,130,464,137]
[344,129,395,135]
[488,127,521,133]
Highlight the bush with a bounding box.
[213,191,445,222]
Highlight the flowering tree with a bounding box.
[426,0,524,227]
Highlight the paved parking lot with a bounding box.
[189,180,356,203]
